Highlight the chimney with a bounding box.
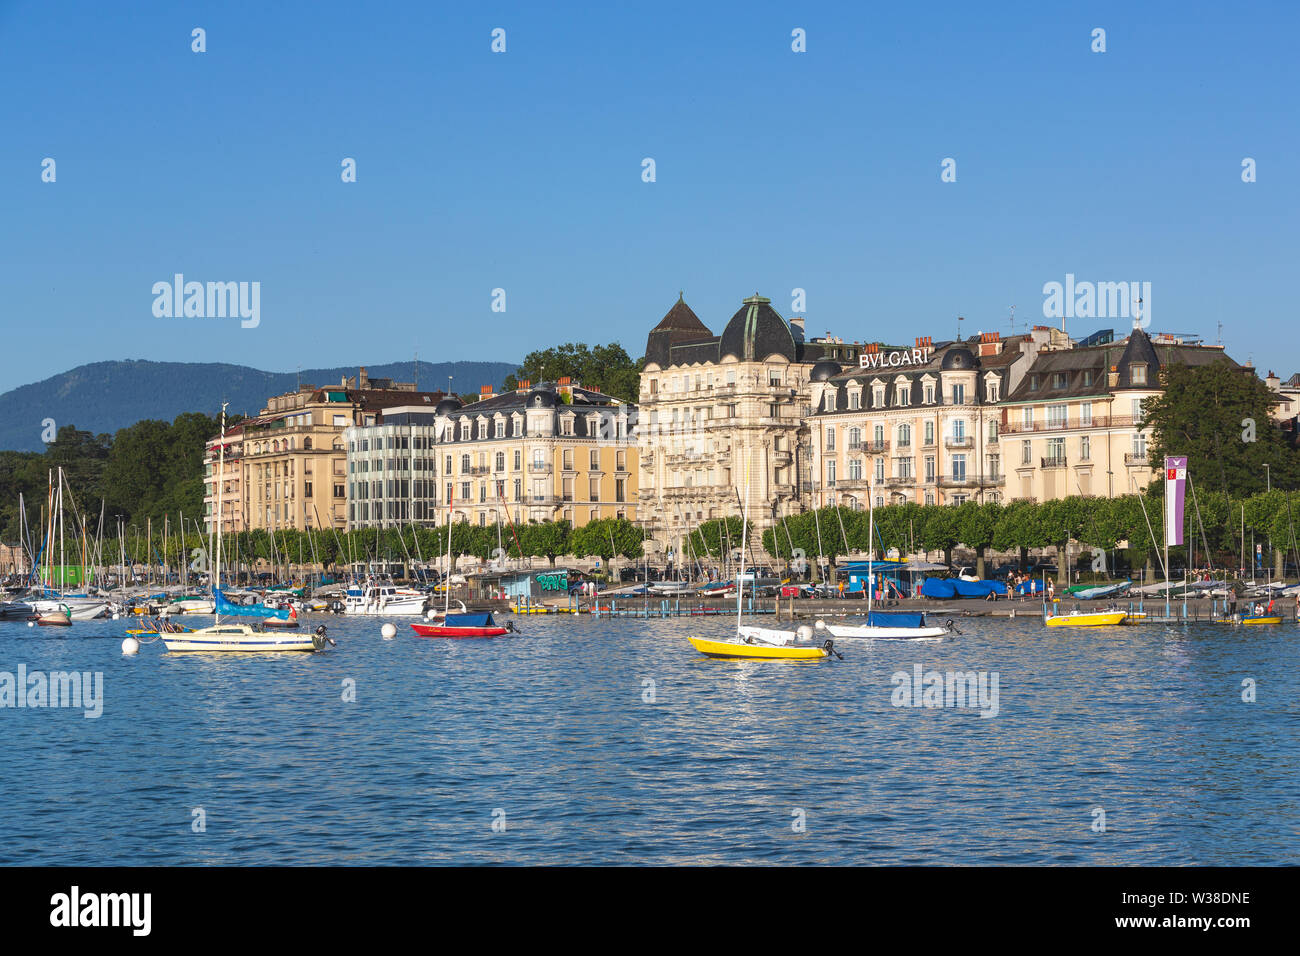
[358,366,369,389]
[480,384,495,400]
[979,331,1002,357]
[557,376,575,399]
[866,343,879,355]
[1108,364,1120,387]
[790,316,805,332]
[517,379,531,392]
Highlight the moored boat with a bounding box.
[818,609,951,640]
[688,634,832,660]
[1044,610,1127,627]
[410,612,512,638]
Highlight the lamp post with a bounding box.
[1264,463,1271,492]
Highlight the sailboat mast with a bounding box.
[215,404,226,612]
[868,482,874,615]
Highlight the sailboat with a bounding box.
[687,470,836,660]
[161,405,331,653]
[411,497,510,638]
[816,482,951,640]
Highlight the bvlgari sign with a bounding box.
[859,344,933,369]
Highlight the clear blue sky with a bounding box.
[2,0,1296,394]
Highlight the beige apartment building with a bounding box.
[807,331,1049,509]
[344,378,638,529]
[205,367,445,534]
[203,424,247,533]
[637,293,863,558]
[998,327,1233,501]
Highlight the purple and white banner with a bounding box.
[1164,456,1187,547]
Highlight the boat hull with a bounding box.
[688,635,829,659]
[410,623,507,638]
[161,624,318,652]
[824,623,948,640]
[1242,616,1282,625]
[1045,612,1127,627]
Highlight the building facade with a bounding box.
[997,327,1234,501]
[344,378,638,529]
[808,331,1042,509]
[207,367,445,534]
[202,424,246,533]
[637,293,863,557]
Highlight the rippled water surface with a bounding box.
[0,612,1296,865]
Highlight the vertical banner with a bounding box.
[1164,456,1187,547]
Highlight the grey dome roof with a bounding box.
[941,346,976,370]
[719,294,796,363]
[810,360,842,382]
[527,387,557,408]
[435,397,462,415]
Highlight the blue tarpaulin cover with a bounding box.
[867,610,926,627]
[215,588,290,619]
[445,612,495,627]
[920,578,957,598]
[952,579,1007,597]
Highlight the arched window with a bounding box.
[304,437,313,450]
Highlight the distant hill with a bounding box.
[0,359,519,451]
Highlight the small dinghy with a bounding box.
[411,612,513,639]
[32,604,73,627]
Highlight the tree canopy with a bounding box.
[502,342,642,403]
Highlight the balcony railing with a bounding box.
[528,462,552,473]
[1041,456,1068,469]
[945,436,973,449]
[1001,415,1141,435]
[1124,452,1149,465]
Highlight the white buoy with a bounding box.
[27,620,34,628]
[112,612,120,620]
[814,619,826,631]
[796,624,814,642]
[121,636,140,655]
[425,609,437,620]
[381,622,397,640]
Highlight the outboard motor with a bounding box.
[312,624,336,649]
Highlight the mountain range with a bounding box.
[0,359,519,451]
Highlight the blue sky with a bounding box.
[2,0,1296,394]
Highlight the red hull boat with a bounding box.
[410,612,511,639]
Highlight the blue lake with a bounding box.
[0,612,1296,865]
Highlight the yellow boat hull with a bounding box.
[1045,611,1127,627]
[688,635,829,659]
[1242,616,1282,625]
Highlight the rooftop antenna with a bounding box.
[1008,305,1016,337]
[1217,320,1223,348]
[957,315,964,341]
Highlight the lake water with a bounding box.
[0,612,1296,865]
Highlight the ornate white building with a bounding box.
[637,293,863,558]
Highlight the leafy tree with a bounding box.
[1143,358,1300,497]
[502,343,642,403]
[955,501,1001,578]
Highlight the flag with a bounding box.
[1164,456,1187,547]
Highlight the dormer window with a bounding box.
[1029,375,1040,391]
[1051,372,1067,389]
[1130,364,1147,385]
[873,386,886,407]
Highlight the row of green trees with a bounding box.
[0,416,226,542]
[673,489,1300,583]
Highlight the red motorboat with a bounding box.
[410,612,512,639]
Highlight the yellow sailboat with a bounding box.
[687,635,831,659]
[1241,615,1282,625]
[1045,610,1127,627]
[687,469,836,661]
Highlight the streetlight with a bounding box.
[1264,463,1271,492]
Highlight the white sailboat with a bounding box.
[817,481,951,640]
[161,405,331,654]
